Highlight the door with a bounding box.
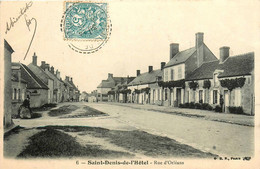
[176,88,181,106]
[224,90,229,112]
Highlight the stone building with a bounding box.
[4,40,14,128]
[11,64,27,116]
[12,63,49,108]
[97,73,131,101]
[162,32,218,106]
[186,47,254,115]
[28,56,54,103]
[128,63,164,105]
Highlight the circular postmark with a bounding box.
[60,2,112,54]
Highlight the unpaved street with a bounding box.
[87,102,254,157]
[6,102,254,158]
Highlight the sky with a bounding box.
[1,0,260,93]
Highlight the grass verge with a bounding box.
[31,103,57,112]
[38,126,217,158]
[18,128,133,158]
[48,105,79,117]
[62,106,108,118]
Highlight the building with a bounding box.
[64,76,80,101]
[108,76,135,103]
[97,73,132,101]
[27,55,54,103]
[44,66,64,103]
[12,63,49,108]
[128,63,164,105]
[4,40,14,128]
[11,64,27,116]
[162,32,218,106]
[186,47,254,115]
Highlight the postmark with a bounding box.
[60,1,112,54]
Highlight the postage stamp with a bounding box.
[61,1,112,54]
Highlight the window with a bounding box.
[199,90,203,103]
[213,90,218,104]
[14,89,17,100]
[170,69,174,80]
[186,91,189,103]
[18,89,21,100]
[165,70,168,81]
[214,73,219,86]
[165,89,168,100]
[178,66,182,79]
[247,77,251,84]
[158,89,160,100]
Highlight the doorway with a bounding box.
[176,88,181,106]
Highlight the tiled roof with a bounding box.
[12,63,48,89]
[186,52,254,80]
[164,47,196,68]
[128,69,163,86]
[186,60,219,81]
[97,80,115,88]
[27,63,53,85]
[218,52,254,78]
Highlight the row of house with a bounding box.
[4,40,81,127]
[97,33,255,115]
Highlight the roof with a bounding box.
[97,76,135,88]
[164,47,196,68]
[4,40,14,53]
[128,69,163,86]
[186,52,254,80]
[97,80,115,88]
[27,63,53,84]
[12,63,48,89]
[186,60,219,81]
[218,52,254,78]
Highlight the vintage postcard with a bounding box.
[0,0,259,169]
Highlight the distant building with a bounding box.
[128,64,163,105]
[64,76,80,101]
[97,73,133,102]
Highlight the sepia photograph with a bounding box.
[0,0,259,169]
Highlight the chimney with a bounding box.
[65,76,69,81]
[219,46,230,63]
[32,52,37,65]
[56,69,60,79]
[148,66,153,73]
[196,32,204,49]
[170,43,179,60]
[45,64,50,71]
[161,62,166,70]
[196,32,205,67]
[50,66,54,74]
[108,73,113,78]
[41,61,46,70]
[70,77,73,82]
[136,70,140,76]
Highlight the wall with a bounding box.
[163,63,185,81]
[29,89,48,108]
[4,45,13,128]
[11,81,27,116]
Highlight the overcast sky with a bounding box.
[1,0,259,93]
